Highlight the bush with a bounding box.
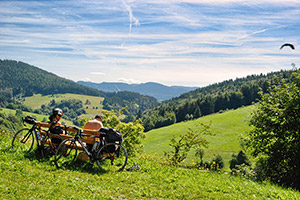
[246,70,300,189]
[229,150,251,170]
[164,122,212,165]
[102,109,145,156]
[196,155,224,171]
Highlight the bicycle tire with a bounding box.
[96,143,128,172]
[38,133,64,158]
[54,138,78,168]
[12,128,34,153]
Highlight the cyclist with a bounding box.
[49,108,63,126]
[78,114,104,160]
[83,114,104,131]
[48,108,66,136]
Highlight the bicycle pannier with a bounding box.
[100,127,123,144]
[24,115,36,124]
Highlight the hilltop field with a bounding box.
[23,93,104,119]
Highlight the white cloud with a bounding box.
[91,72,106,75]
[1,0,300,87]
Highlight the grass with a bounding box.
[23,93,104,119]
[143,106,255,170]
[0,108,74,126]
[0,131,299,199]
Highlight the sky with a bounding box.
[1,0,300,87]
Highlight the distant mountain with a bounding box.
[77,81,198,101]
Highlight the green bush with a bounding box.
[164,122,212,165]
[247,70,300,189]
[229,150,251,170]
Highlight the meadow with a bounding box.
[23,93,104,119]
[0,108,74,126]
[144,106,255,170]
[1,105,300,199]
[1,132,300,200]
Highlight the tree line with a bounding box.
[140,70,295,131]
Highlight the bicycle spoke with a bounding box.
[12,128,34,153]
[54,139,78,168]
[96,143,128,172]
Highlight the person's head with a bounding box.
[95,114,104,122]
[52,108,63,121]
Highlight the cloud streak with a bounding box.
[0,0,300,87]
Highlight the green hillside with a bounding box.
[0,133,299,199]
[0,59,158,117]
[0,108,74,126]
[144,106,255,169]
[23,93,104,119]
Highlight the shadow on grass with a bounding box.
[17,148,108,175]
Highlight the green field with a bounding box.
[23,93,104,119]
[0,133,299,199]
[144,106,255,169]
[0,108,74,126]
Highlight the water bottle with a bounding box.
[92,142,99,152]
[37,131,41,140]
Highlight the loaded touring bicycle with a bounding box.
[12,116,128,172]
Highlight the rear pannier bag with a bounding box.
[100,127,123,144]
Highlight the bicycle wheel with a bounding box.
[96,143,128,172]
[12,128,34,153]
[54,138,78,168]
[39,133,64,158]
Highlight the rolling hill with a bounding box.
[0,59,159,117]
[78,81,198,101]
[144,105,255,169]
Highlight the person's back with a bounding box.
[81,114,104,158]
[83,118,103,130]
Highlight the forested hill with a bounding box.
[0,59,105,97]
[0,59,159,116]
[141,69,295,131]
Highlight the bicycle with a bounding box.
[54,126,128,172]
[12,116,63,158]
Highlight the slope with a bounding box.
[143,106,255,169]
[0,59,104,97]
[1,132,299,199]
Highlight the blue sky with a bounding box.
[1,0,300,87]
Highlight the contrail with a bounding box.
[121,0,140,47]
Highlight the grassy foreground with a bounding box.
[144,106,254,169]
[1,133,299,199]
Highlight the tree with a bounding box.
[101,109,145,156]
[164,122,213,165]
[246,71,300,189]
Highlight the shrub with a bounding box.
[164,122,212,166]
[229,150,251,170]
[247,70,300,189]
